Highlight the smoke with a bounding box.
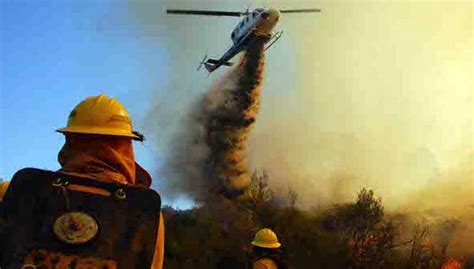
[126,0,472,210]
[159,43,266,200]
[245,0,472,209]
[393,162,474,256]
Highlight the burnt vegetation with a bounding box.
[163,172,466,269]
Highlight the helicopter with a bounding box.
[166,7,320,73]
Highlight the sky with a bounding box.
[0,0,192,208]
[1,0,473,210]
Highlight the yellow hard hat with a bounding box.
[57,94,142,140]
[0,181,10,201]
[251,228,281,249]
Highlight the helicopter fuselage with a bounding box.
[231,8,281,43]
[201,8,281,72]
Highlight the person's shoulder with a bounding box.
[10,168,56,186]
[254,258,278,269]
[12,168,55,178]
[1,168,54,201]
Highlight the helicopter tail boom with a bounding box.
[201,58,233,73]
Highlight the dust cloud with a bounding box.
[160,43,266,200]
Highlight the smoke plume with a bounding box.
[127,0,472,211]
[161,42,266,200]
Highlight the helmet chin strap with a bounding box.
[132,131,145,142]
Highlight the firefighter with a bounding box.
[0,94,164,268]
[250,228,288,269]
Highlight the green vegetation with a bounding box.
[163,172,462,268]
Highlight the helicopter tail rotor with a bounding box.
[197,54,208,71]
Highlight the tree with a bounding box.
[241,170,274,225]
[288,187,298,210]
[245,170,273,207]
[404,221,445,269]
[329,188,397,268]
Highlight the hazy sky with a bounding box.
[1,0,472,209]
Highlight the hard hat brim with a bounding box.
[56,126,141,140]
[251,240,281,249]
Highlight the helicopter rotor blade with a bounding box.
[166,9,244,17]
[279,9,321,13]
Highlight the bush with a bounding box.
[162,176,464,268]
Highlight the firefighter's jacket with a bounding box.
[0,168,164,268]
